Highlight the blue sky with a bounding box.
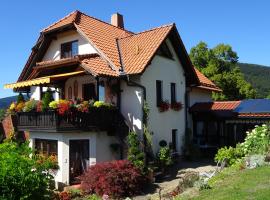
[1,0,270,98]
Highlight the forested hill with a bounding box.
[238,63,270,98]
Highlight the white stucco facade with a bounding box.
[29,131,118,186]
[140,45,186,153]
[42,30,97,61]
[120,39,187,154]
[120,78,143,134]
[189,87,212,107]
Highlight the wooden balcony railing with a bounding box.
[16,108,121,132]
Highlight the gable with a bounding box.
[16,11,198,87]
[42,30,97,61]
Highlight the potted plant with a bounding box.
[170,102,183,111]
[158,101,170,112]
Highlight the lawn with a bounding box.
[178,166,270,200]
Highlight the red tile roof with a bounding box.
[118,24,174,74]
[42,10,79,32]
[238,113,270,118]
[193,67,222,92]
[17,10,210,87]
[190,101,241,112]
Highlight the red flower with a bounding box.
[158,101,170,112]
[36,101,43,112]
[58,101,70,115]
[170,102,183,111]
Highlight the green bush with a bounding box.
[158,147,173,167]
[0,141,54,200]
[86,194,102,200]
[215,144,244,166]
[240,124,270,155]
[23,99,38,112]
[93,101,114,109]
[17,93,25,103]
[42,89,54,111]
[127,131,145,172]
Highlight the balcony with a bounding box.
[16,108,121,132]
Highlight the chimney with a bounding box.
[111,13,124,29]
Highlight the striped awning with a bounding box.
[4,71,85,89]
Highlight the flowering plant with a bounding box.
[15,102,25,112]
[240,124,270,155]
[76,101,89,113]
[158,101,170,112]
[58,100,71,115]
[23,99,38,112]
[170,102,183,111]
[36,101,43,112]
[36,154,59,169]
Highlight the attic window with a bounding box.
[156,42,173,59]
[61,40,78,58]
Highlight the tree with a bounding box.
[0,141,54,200]
[190,42,257,100]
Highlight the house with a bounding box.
[4,11,220,186]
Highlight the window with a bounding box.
[68,86,72,100]
[171,83,176,103]
[156,42,173,59]
[99,81,105,101]
[172,129,177,152]
[73,80,78,99]
[156,80,163,106]
[61,40,78,58]
[35,139,58,156]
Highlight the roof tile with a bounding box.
[193,67,222,92]
[190,101,241,112]
[118,25,174,74]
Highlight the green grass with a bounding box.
[177,166,270,200]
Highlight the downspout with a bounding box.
[116,38,147,160]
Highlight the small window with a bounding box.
[156,80,163,106]
[172,129,177,152]
[99,81,105,102]
[68,86,72,100]
[61,40,78,58]
[171,83,176,103]
[74,80,78,99]
[35,139,58,156]
[156,42,173,59]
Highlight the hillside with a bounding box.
[0,96,18,109]
[238,63,270,98]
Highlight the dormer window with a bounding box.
[156,42,173,59]
[61,40,78,58]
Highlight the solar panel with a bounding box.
[234,99,270,113]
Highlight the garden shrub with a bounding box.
[0,141,54,200]
[23,99,38,112]
[17,93,25,103]
[215,144,244,166]
[127,131,145,172]
[240,124,270,155]
[79,160,144,198]
[158,146,173,168]
[42,89,54,111]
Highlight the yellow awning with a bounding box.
[4,71,85,89]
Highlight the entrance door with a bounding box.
[83,83,96,101]
[69,140,90,184]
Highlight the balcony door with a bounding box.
[69,139,90,184]
[83,83,96,101]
